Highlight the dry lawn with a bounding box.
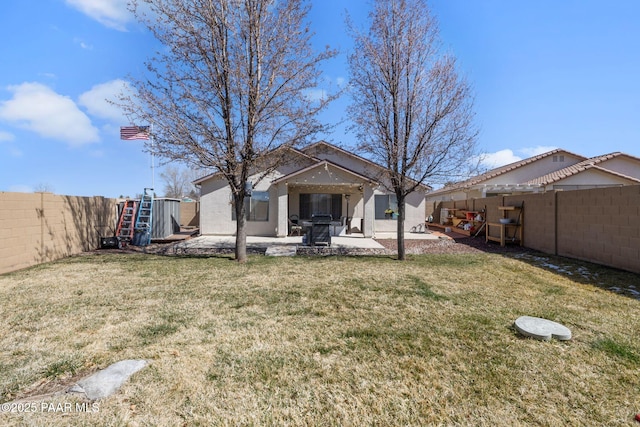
[0,251,639,426]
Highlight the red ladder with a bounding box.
[115,200,138,248]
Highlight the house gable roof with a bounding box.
[302,140,431,190]
[427,148,586,196]
[302,141,388,173]
[192,145,318,185]
[527,153,640,185]
[193,140,432,191]
[271,159,378,185]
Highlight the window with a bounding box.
[299,193,342,220]
[232,191,269,221]
[375,194,398,219]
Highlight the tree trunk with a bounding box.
[397,196,406,260]
[234,194,248,263]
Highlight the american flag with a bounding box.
[120,125,150,140]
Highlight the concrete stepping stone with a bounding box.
[514,316,572,341]
[265,245,297,256]
[67,360,148,400]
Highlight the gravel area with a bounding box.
[374,235,530,255]
[88,233,529,257]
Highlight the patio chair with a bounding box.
[289,215,302,236]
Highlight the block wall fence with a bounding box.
[2,187,636,275]
[179,201,200,228]
[0,192,118,275]
[428,185,640,275]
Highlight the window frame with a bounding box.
[375,194,399,220]
[231,190,269,222]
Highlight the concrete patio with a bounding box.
[170,230,446,252]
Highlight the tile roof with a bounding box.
[427,149,586,195]
[526,152,640,185]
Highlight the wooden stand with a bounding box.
[486,205,523,246]
[441,209,485,236]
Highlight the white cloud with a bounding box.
[74,38,94,50]
[336,77,346,87]
[0,82,99,147]
[477,146,559,170]
[519,145,558,157]
[0,130,14,141]
[78,79,133,123]
[478,149,522,169]
[65,0,132,31]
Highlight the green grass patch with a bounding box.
[592,338,640,364]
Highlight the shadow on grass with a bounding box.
[451,236,640,302]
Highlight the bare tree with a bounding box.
[160,165,199,199]
[347,0,477,260]
[123,0,336,262]
[34,183,55,193]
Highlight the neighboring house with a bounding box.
[426,149,640,203]
[194,141,429,237]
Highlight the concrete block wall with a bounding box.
[556,185,639,274]
[505,192,556,255]
[433,185,640,274]
[179,201,200,227]
[0,192,117,275]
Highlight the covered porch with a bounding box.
[283,183,367,237]
[272,161,377,238]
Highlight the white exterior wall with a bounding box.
[200,170,285,236]
[362,184,375,237]
[373,189,426,234]
[199,178,236,235]
[547,169,633,190]
[482,153,582,185]
[599,157,640,180]
[199,143,428,237]
[305,146,382,180]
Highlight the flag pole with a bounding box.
[150,123,155,190]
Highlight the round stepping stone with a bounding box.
[514,316,572,341]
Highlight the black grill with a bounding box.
[311,214,332,246]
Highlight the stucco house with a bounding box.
[194,141,429,238]
[426,149,640,203]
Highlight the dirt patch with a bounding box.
[375,235,530,255]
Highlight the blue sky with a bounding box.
[1,0,639,198]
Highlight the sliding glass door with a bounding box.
[299,193,342,220]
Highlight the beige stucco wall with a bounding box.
[199,170,285,236]
[373,189,426,234]
[304,145,382,180]
[0,192,117,275]
[198,146,428,237]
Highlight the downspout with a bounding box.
[554,190,558,256]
